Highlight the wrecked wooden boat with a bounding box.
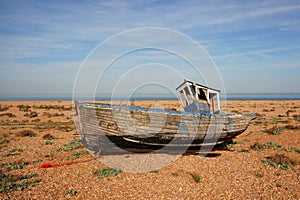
[75,80,256,149]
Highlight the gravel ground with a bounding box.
[0,100,299,199]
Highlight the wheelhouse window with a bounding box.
[176,80,220,114]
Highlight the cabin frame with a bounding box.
[176,80,221,114]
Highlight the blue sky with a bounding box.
[0,0,300,96]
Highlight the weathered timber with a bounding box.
[75,102,256,147]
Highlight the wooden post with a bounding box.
[182,86,189,106]
[217,92,220,113]
[187,84,195,105]
[194,85,199,101]
[178,91,186,107]
[211,95,215,113]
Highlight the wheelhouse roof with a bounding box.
[176,80,221,93]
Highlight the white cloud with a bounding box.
[0,0,300,94]
[213,46,300,60]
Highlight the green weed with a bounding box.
[0,140,9,145]
[0,173,40,193]
[0,113,16,117]
[19,173,37,180]
[5,162,29,172]
[42,134,57,140]
[4,148,23,157]
[66,189,77,196]
[264,126,286,135]
[293,115,300,122]
[24,111,38,118]
[34,120,74,131]
[262,159,290,170]
[0,105,9,112]
[17,105,31,112]
[93,167,121,179]
[43,141,53,145]
[261,154,295,170]
[57,139,82,152]
[255,170,264,178]
[190,173,201,183]
[16,129,36,137]
[68,150,89,160]
[285,146,300,153]
[32,159,42,163]
[226,141,243,149]
[171,172,179,177]
[251,142,281,151]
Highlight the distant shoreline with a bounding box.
[1,93,300,101]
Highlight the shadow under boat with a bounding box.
[81,134,227,156]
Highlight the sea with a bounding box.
[0,93,300,101]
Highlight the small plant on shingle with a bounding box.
[19,173,37,180]
[17,105,31,112]
[276,183,282,188]
[32,159,43,163]
[57,139,82,152]
[43,141,53,145]
[264,142,282,150]
[171,172,179,177]
[24,111,38,118]
[66,189,77,196]
[251,142,264,151]
[285,146,300,153]
[293,114,300,122]
[0,133,8,137]
[0,105,9,112]
[264,126,287,135]
[285,125,300,130]
[5,162,29,172]
[68,150,89,160]
[255,170,264,178]
[226,141,243,150]
[4,148,23,157]
[190,173,201,183]
[0,140,9,145]
[251,142,281,151]
[42,134,57,140]
[262,159,291,170]
[0,173,40,193]
[93,167,121,179]
[273,126,286,135]
[0,113,16,117]
[261,154,296,170]
[238,149,250,153]
[16,129,36,137]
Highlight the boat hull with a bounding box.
[75,102,256,147]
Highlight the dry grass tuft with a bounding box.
[0,105,10,112]
[42,133,56,140]
[269,154,298,167]
[15,129,36,137]
[262,154,298,170]
[24,111,38,118]
[0,113,16,117]
[190,172,201,183]
[251,142,263,151]
[285,125,300,130]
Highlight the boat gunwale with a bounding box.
[77,102,256,119]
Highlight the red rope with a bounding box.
[40,149,101,168]
[40,161,77,168]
